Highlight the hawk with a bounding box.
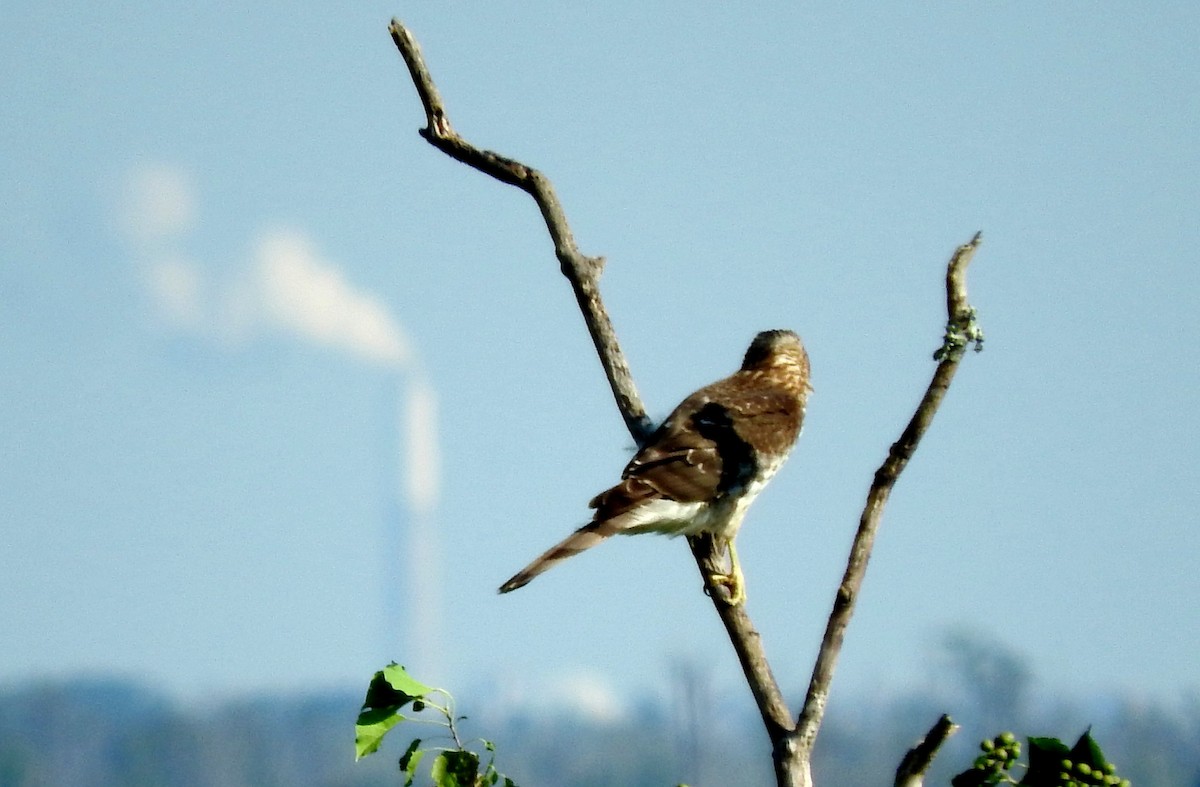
[498,329,811,604]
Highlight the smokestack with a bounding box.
[116,165,441,681]
[398,375,442,679]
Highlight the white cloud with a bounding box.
[254,228,409,367]
[115,162,411,370]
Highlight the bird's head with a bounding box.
[741,329,812,395]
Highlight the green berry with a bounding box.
[998,731,1016,745]
[981,738,994,752]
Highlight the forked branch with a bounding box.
[388,18,982,786]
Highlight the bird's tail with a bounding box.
[498,520,619,594]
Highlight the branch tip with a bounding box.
[895,714,959,787]
[935,233,985,361]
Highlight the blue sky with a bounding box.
[3,2,1198,718]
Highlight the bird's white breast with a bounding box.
[617,447,793,540]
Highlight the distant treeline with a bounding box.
[0,667,1196,786]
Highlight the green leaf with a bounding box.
[361,664,435,715]
[354,710,404,760]
[431,751,480,787]
[399,738,425,787]
[441,749,481,786]
[430,753,453,787]
[354,664,436,760]
[1019,737,1071,787]
[1069,729,1109,771]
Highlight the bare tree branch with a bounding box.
[388,19,653,442]
[389,18,983,786]
[388,15,796,772]
[895,715,960,787]
[792,234,983,770]
[692,533,795,736]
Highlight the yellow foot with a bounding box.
[708,571,745,605]
[707,540,746,605]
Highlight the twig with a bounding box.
[895,714,960,787]
[388,19,653,442]
[792,234,983,770]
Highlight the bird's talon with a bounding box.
[707,571,746,606]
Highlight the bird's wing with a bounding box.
[593,386,805,516]
[586,393,719,514]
